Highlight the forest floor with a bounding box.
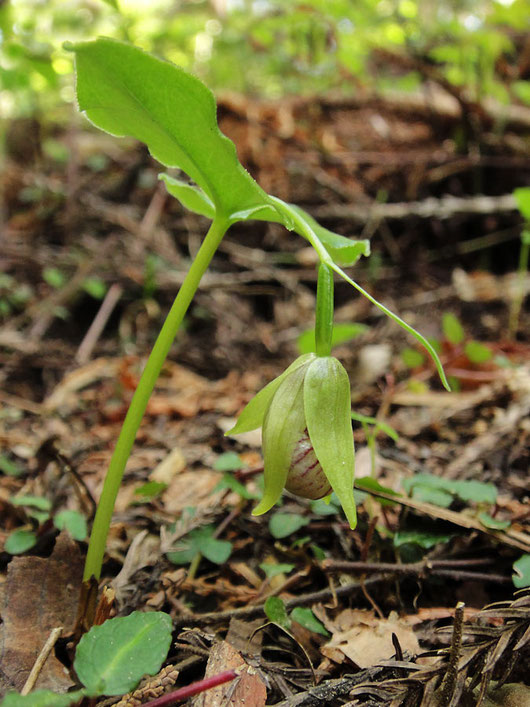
[1,86,530,705]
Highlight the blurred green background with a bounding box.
[1,0,529,119]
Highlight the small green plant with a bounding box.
[0,274,33,319]
[401,311,497,390]
[402,473,508,530]
[0,611,172,706]
[166,524,233,567]
[66,38,448,586]
[351,412,398,477]
[5,494,87,555]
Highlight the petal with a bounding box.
[304,357,357,528]
[226,353,315,435]
[252,364,307,516]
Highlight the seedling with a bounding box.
[5,495,87,555]
[66,38,448,587]
[401,311,497,390]
[402,473,510,532]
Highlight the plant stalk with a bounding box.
[83,217,229,581]
[315,262,334,357]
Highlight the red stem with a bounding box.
[143,669,238,706]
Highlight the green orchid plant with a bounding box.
[66,38,449,589]
[228,264,357,527]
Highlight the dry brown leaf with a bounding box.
[0,532,83,695]
[192,640,267,707]
[321,609,420,669]
[149,447,187,484]
[162,470,224,515]
[44,357,120,411]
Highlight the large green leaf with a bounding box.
[74,611,172,696]
[70,39,371,270]
[69,38,272,221]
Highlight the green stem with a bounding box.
[271,196,450,392]
[330,263,451,392]
[315,262,334,357]
[83,217,229,581]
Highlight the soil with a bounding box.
[0,87,529,705]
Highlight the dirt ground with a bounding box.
[1,87,529,705]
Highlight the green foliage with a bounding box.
[401,347,426,369]
[213,451,245,472]
[513,187,530,221]
[2,0,528,119]
[1,611,173,705]
[133,480,167,500]
[74,612,172,696]
[269,513,310,539]
[355,476,400,506]
[166,525,232,565]
[6,496,88,550]
[53,510,88,540]
[264,596,291,629]
[0,275,33,320]
[42,267,66,289]
[0,689,86,706]
[442,312,465,345]
[464,340,493,364]
[512,554,530,588]
[70,37,448,581]
[82,277,107,299]
[0,454,23,477]
[403,473,498,507]
[510,187,530,336]
[71,39,369,267]
[351,412,399,442]
[394,529,457,551]
[478,512,511,531]
[297,322,368,355]
[264,597,329,637]
[10,495,51,524]
[4,529,37,555]
[70,38,272,222]
[291,607,329,637]
[214,473,256,500]
[311,495,340,516]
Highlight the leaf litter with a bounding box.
[1,86,530,705]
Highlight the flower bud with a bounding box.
[285,429,331,499]
[227,353,357,528]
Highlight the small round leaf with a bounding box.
[74,611,172,696]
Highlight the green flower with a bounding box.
[227,353,357,528]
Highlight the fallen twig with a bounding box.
[20,626,63,695]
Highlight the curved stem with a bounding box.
[329,262,451,392]
[269,197,449,391]
[83,217,229,581]
[315,262,334,357]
